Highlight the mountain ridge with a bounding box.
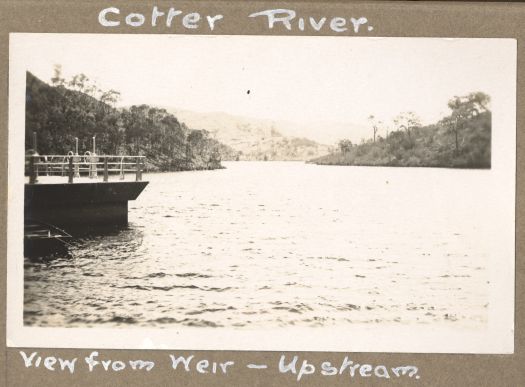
[162,107,366,161]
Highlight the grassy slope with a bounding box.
[311,112,491,169]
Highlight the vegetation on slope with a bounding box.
[311,92,491,169]
[25,69,235,171]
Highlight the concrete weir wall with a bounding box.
[24,181,149,227]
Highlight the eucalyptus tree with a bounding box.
[393,111,422,140]
[338,139,353,154]
[368,115,383,143]
[443,92,490,154]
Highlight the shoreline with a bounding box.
[307,160,491,170]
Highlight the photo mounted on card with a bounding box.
[6,33,515,353]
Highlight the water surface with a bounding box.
[24,162,489,328]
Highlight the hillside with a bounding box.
[169,109,331,161]
[311,92,491,169]
[25,72,235,171]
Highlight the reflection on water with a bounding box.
[24,162,489,328]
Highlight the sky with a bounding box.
[13,34,514,135]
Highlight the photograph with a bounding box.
[7,34,516,353]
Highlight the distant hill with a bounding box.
[25,72,235,171]
[273,119,371,146]
[168,108,333,161]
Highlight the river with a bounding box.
[24,161,489,328]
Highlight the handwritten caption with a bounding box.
[98,7,373,34]
[20,351,420,381]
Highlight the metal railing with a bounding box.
[26,154,146,184]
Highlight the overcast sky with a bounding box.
[14,34,512,130]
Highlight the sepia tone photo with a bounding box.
[7,34,515,353]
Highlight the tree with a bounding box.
[50,64,65,87]
[393,112,421,140]
[385,124,391,139]
[98,89,121,114]
[338,139,353,154]
[368,115,382,143]
[68,73,90,93]
[444,92,490,153]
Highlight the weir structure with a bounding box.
[25,153,149,228]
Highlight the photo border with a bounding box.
[1,1,524,386]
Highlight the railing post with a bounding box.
[44,156,49,176]
[103,158,109,182]
[89,154,98,178]
[29,155,38,184]
[119,157,124,180]
[135,158,142,182]
[74,155,80,178]
[68,157,74,183]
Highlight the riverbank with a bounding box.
[144,154,224,172]
[308,157,491,169]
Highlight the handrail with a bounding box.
[26,154,146,184]
[34,155,145,159]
